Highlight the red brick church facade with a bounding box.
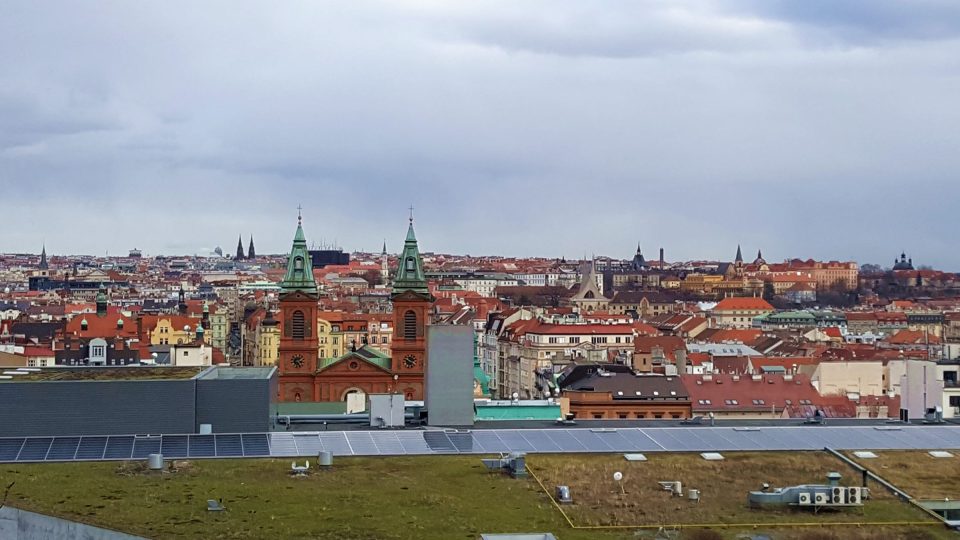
[277,215,433,402]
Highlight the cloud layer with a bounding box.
[2,1,958,268]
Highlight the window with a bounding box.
[403,310,417,340]
[725,399,739,405]
[592,413,604,419]
[569,337,580,344]
[294,257,304,271]
[292,310,305,340]
[617,413,628,419]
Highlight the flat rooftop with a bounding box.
[0,367,205,382]
[1,454,950,540]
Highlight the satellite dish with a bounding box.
[613,471,623,482]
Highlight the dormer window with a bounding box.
[405,257,415,273]
[294,257,304,271]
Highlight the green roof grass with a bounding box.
[0,454,952,540]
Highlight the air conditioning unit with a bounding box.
[832,487,846,504]
[814,492,829,505]
[847,487,861,504]
[797,492,812,505]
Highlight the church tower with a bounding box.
[248,236,256,260]
[390,216,433,391]
[277,212,320,402]
[235,236,245,261]
[381,240,389,286]
[39,244,49,271]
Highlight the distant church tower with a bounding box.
[734,244,744,278]
[39,244,49,271]
[277,211,320,402]
[248,236,256,260]
[381,241,389,286]
[390,215,433,396]
[235,235,246,261]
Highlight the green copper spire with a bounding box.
[281,211,318,296]
[392,216,429,296]
[95,284,108,317]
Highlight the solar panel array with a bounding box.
[2,426,960,463]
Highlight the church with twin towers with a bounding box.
[275,209,434,402]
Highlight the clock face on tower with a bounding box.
[291,354,304,368]
[403,354,417,369]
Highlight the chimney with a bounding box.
[676,349,688,374]
[659,248,665,269]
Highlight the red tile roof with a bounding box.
[713,297,774,312]
[682,373,823,413]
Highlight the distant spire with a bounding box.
[248,235,256,259]
[735,244,743,263]
[236,235,245,260]
[39,243,48,270]
[636,242,642,255]
[382,240,387,255]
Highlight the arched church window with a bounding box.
[403,310,417,340]
[405,257,415,273]
[292,310,306,340]
[294,257,304,271]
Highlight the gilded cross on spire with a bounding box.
[408,205,414,224]
[297,204,303,225]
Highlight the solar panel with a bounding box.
[346,432,379,455]
[545,430,586,452]
[75,436,107,460]
[103,436,134,459]
[291,433,323,455]
[448,432,475,453]
[215,434,243,457]
[370,432,404,455]
[188,435,215,457]
[132,436,162,458]
[422,431,457,453]
[5,425,960,463]
[497,431,537,452]
[516,430,561,452]
[268,433,298,456]
[241,433,270,457]
[395,431,434,454]
[0,438,24,461]
[469,430,508,453]
[160,435,189,458]
[17,438,53,461]
[318,432,352,455]
[46,437,81,460]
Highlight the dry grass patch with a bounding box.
[530,452,931,528]
[845,451,960,500]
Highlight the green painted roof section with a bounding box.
[276,401,348,415]
[474,363,490,397]
[475,404,562,421]
[767,310,816,320]
[392,221,429,296]
[280,220,318,295]
[319,346,392,371]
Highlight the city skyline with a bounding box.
[3,2,959,266]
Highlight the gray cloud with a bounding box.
[1,1,959,269]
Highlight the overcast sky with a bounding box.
[2,1,959,268]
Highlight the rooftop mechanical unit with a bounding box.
[748,472,868,510]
